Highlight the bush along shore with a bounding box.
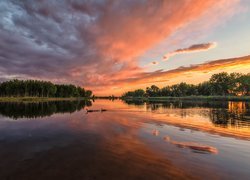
[122,72,250,101]
[0,79,93,102]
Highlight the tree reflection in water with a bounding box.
[123,100,250,128]
[0,100,92,119]
[1,100,250,128]
[210,101,250,128]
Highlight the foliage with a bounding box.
[0,79,92,98]
[123,89,145,97]
[122,72,250,98]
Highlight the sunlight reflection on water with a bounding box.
[0,100,249,179]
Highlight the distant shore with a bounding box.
[0,97,91,102]
[1,96,250,102]
[122,96,250,102]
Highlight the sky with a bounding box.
[0,0,250,96]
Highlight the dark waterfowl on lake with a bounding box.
[86,108,107,113]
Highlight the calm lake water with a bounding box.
[0,100,249,180]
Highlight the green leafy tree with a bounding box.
[146,85,160,97]
[161,86,171,96]
[197,82,213,96]
[85,90,92,98]
[0,80,92,98]
[134,89,145,97]
[209,72,231,96]
[237,73,250,95]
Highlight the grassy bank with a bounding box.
[122,96,250,102]
[0,97,90,102]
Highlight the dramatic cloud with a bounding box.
[0,0,242,95]
[163,42,217,60]
[95,55,250,95]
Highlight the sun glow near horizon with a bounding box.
[92,55,250,96]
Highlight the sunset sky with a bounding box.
[0,0,250,95]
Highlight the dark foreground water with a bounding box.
[0,100,249,180]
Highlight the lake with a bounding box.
[0,99,249,180]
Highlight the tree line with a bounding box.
[0,79,93,98]
[122,72,250,98]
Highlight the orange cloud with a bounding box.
[91,55,250,95]
[95,1,218,60]
[163,42,217,60]
[69,0,240,88]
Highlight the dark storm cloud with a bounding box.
[0,0,97,82]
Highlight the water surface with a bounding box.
[0,100,249,180]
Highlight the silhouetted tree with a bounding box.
[0,79,92,98]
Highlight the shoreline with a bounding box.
[0,96,250,102]
[122,96,250,102]
[0,97,91,102]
